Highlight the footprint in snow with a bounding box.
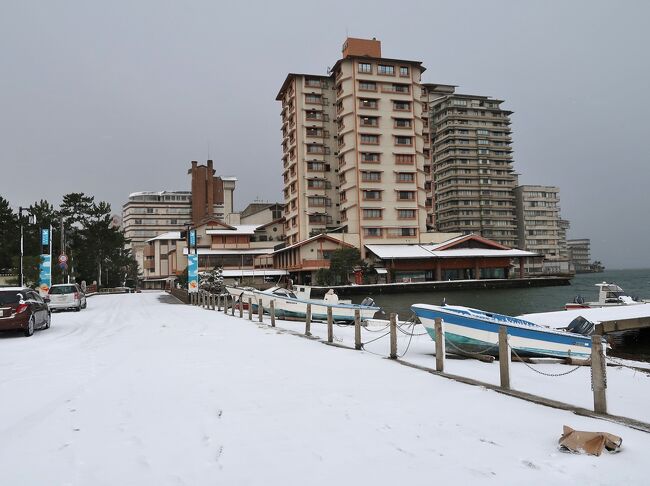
[522,460,540,470]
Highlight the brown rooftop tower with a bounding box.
[189,160,225,224]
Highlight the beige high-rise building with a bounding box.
[424,84,519,247]
[514,185,570,274]
[276,38,428,253]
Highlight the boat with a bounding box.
[565,282,649,310]
[411,303,594,359]
[225,285,383,322]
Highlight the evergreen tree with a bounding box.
[0,197,18,272]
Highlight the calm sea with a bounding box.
[363,269,650,317]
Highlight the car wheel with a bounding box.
[82,300,87,309]
[44,312,51,329]
[74,305,81,312]
[24,315,35,337]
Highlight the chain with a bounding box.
[361,331,391,346]
[509,344,587,377]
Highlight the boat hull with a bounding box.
[226,286,380,322]
[412,304,592,359]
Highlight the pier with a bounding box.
[307,276,571,297]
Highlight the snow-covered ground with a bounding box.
[1,292,649,485]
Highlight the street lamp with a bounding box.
[18,207,36,287]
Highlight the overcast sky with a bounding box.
[1,0,648,268]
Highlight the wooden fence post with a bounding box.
[499,326,510,389]
[434,318,445,372]
[591,335,607,414]
[223,295,229,315]
[354,309,361,350]
[239,296,243,318]
[389,313,397,359]
[258,298,263,323]
[327,306,333,343]
[216,294,220,311]
[248,297,253,320]
[270,300,276,327]
[305,303,312,336]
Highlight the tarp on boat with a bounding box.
[558,426,622,456]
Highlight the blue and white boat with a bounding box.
[411,304,594,359]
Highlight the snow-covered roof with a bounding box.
[128,191,190,198]
[205,225,259,235]
[365,244,537,260]
[365,245,433,259]
[146,231,182,243]
[221,269,287,277]
[521,303,650,328]
[428,249,537,258]
[220,176,238,182]
[182,248,274,256]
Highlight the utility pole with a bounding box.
[18,207,36,287]
[60,216,65,284]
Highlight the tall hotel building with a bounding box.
[424,84,519,247]
[276,38,427,251]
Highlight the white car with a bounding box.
[47,284,87,312]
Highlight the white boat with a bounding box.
[225,286,383,322]
[412,303,594,359]
[565,282,649,310]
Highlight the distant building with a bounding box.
[567,238,601,273]
[424,84,519,247]
[514,185,571,275]
[122,160,236,272]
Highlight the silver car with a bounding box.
[48,284,87,312]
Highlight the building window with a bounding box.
[397,191,415,200]
[394,118,412,128]
[363,190,382,201]
[358,62,372,73]
[363,209,382,219]
[396,172,415,183]
[359,98,378,109]
[307,161,328,171]
[360,116,379,127]
[400,228,417,236]
[308,196,331,207]
[398,209,416,219]
[361,152,380,163]
[377,64,395,75]
[364,227,383,237]
[393,101,411,111]
[399,66,409,77]
[305,94,322,104]
[359,81,376,91]
[395,136,412,146]
[361,134,379,144]
[387,84,409,94]
[395,154,414,164]
[361,171,382,182]
[146,208,154,214]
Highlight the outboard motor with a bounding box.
[567,316,595,336]
[573,295,585,305]
[360,297,376,307]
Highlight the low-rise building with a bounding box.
[123,160,236,275]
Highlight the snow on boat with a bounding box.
[411,303,593,359]
[225,286,383,322]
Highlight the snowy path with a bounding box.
[1,292,648,485]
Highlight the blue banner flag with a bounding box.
[39,254,51,296]
[41,228,50,246]
[187,254,199,293]
[189,229,196,247]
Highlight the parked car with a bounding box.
[0,287,51,337]
[48,284,87,312]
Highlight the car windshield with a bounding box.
[49,285,77,294]
[0,291,22,305]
